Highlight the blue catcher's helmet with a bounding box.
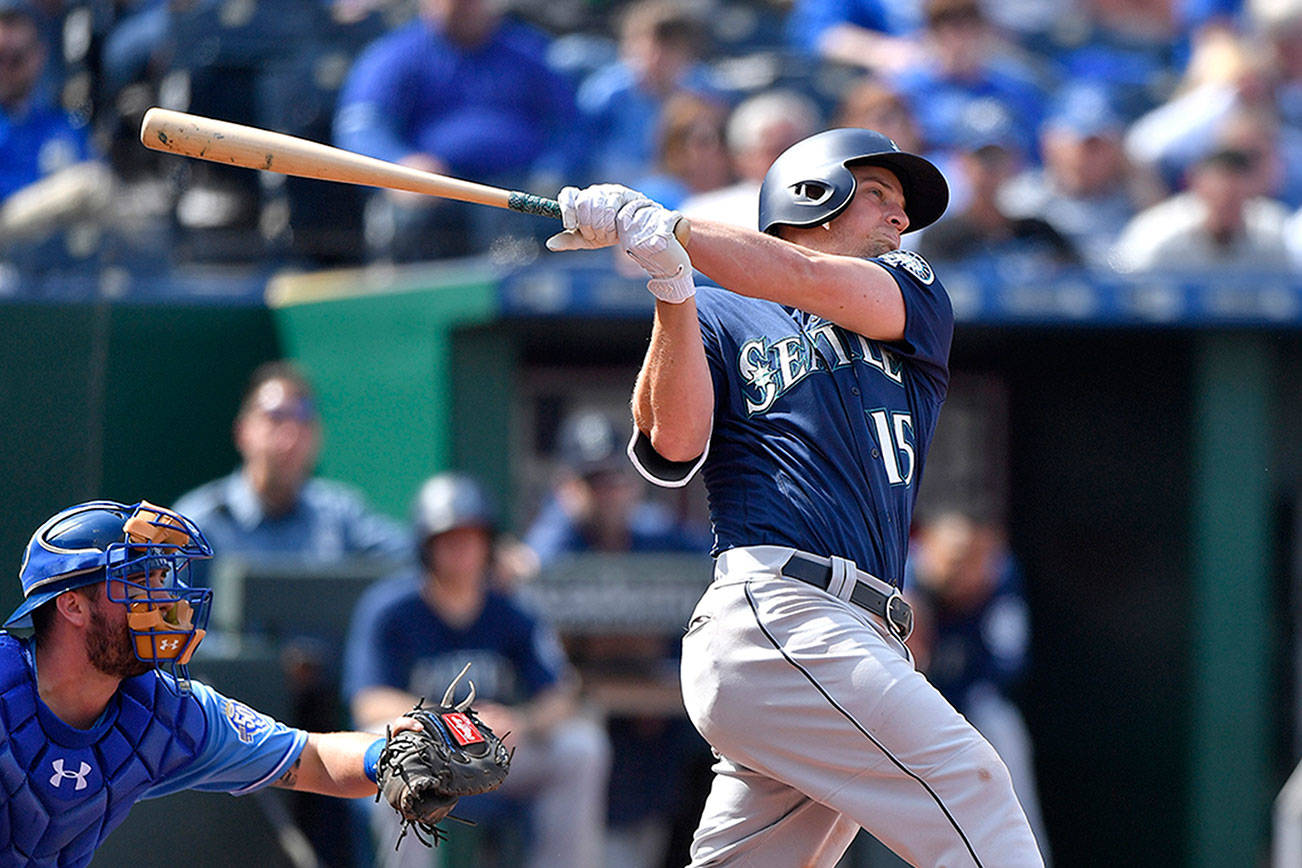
[4,500,214,692]
[758,127,949,235]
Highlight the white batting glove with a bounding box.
[617,200,695,303]
[546,184,650,251]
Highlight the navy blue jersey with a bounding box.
[632,251,952,586]
[342,573,571,711]
[904,551,1031,714]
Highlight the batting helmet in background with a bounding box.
[556,409,625,478]
[758,127,949,235]
[413,473,497,541]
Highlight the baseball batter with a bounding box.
[0,499,462,867]
[548,128,1043,866]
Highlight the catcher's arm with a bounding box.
[272,722,421,797]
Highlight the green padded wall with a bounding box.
[0,301,278,621]
[269,266,500,518]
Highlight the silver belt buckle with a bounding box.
[884,591,914,641]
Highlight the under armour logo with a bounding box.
[158,637,182,652]
[50,759,92,791]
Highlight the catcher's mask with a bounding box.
[4,500,214,694]
[758,127,949,235]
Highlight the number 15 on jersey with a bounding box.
[868,410,915,486]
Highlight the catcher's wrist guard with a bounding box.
[374,663,513,848]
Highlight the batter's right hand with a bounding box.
[546,184,651,251]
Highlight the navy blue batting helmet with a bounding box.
[758,128,948,235]
[413,473,497,540]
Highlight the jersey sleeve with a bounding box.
[872,250,953,389]
[626,288,728,488]
[140,681,307,799]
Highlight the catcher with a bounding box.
[0,499,508,868]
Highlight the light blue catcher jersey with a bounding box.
[0,633,307,868]
[636,251,952,586]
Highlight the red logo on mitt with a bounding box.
[441,712,486,746]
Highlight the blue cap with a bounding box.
[1045,85,1122,139]
[954,100,1021,154]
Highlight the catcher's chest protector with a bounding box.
[0,634,208,867]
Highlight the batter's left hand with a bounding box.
[546,184,650,251]
[618,200,695,303]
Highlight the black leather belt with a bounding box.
[780,552,914,641]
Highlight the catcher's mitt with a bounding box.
[375,663,512,846]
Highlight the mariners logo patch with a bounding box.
[877,250,934,285]
[223,699,272,744]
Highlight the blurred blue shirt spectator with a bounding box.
[889,0,1047,158]
[786,0,923,73]
[577,0,725,183]
[333,0,575,180]
[0,1,93,203]
[999,84,1140,268]
[916,106,1081,275]
[173,361,408,585]
[631,92,732,211]
[333,0,576,260]
[787,0,920,53]
[1043,0,1184,120]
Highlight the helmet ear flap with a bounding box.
[769,162,856,231]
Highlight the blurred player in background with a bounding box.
[0,499,417,867]
[906,508,1051,863]
[524,409,711,867]
[344,472,610,868]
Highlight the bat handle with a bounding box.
[506,191,562,220]
[507,191,692,245]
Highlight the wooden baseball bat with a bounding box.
[139,107,689,242]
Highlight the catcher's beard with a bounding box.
[86,604,152,680]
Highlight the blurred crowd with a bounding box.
[4,0,1302,298]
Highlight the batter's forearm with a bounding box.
[684,219,906,340]
[633,300,713,462]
